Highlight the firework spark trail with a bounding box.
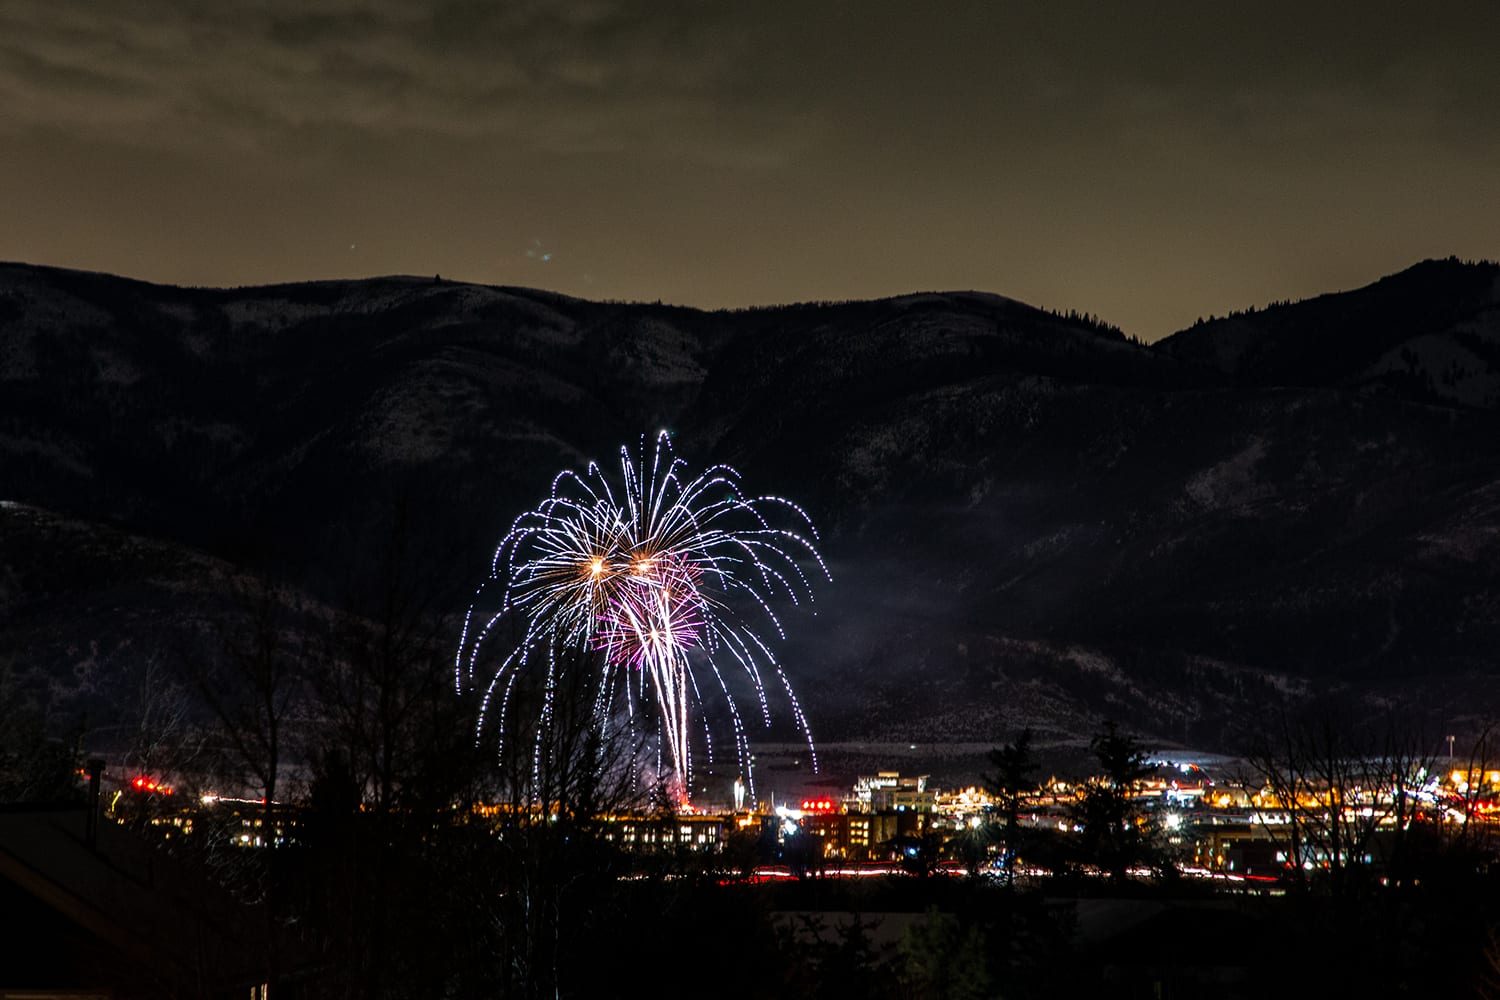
[457,431,829,804]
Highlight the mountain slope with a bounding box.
[1155,257,1500,408]
[4,260,1500,758]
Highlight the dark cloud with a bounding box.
[0,0,1496,337]
[0,2,753,150]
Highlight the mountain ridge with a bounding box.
[1156,257,1500,407]
[4,257,1500,764]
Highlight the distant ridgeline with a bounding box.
[3,256,1500,756]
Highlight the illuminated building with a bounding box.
[854,772,933,813]
[852,771,901,810]
[600,814,725,852]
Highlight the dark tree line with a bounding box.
[975,720,1174,886]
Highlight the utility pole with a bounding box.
[85,758,105,848]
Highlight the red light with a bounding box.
[132,777,146,789]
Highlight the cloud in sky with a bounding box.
[1,0,1497,337]
[6,2,1494,147]
[0,1,811,161]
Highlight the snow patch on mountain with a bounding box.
[1182,438,1268,512]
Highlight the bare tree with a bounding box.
[1446,725,1500,854]
[166,570,319,996]
[112,644,211,829]
[187,571,313,839]
[484,644,648,999]
[1245,706,1434,897]
[310,501,466,817]
[124,650,204,779]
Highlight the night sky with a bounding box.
[2,1,1497,340]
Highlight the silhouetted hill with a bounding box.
[4,260,1500,763]
[1155,257,1500,407]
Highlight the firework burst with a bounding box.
[457,431,829,805]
